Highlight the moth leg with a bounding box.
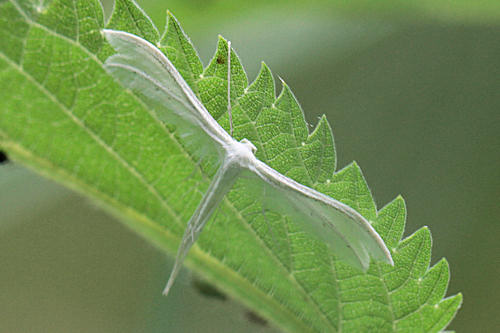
[194,203,224,234]
[163,206,209,296]
[163,161,237,296]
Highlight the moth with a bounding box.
[103,29,393,295]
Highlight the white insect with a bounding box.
[103,29,394,296]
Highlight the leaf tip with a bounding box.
[391,195,407,213]
[276,77,294,101]
[414,225,432,244]
[217,34,228,44]
[166,10,181,27]
[277,75,287,87]
[317,114,329,127]
[259,61,271,75]
[350,160,360,170]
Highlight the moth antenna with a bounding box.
[227,40,233,137]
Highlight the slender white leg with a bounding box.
[163,157,240,295]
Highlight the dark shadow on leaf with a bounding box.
[0,151,8,164]
[191,276,227,301]
[245,310,268,327]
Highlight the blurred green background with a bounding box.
[1,0,499,332]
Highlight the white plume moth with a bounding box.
[102,29,393,295]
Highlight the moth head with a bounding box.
[240,138,257,154]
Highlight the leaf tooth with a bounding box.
[329,161,377,220]
[106,0,159,43]
[421,293,463,333]
[247,62,275,106]
[204,36,248,98]
[302,115,336,184]
[236,63,275,124]
[274,80,308,143]
[419,258,450,306]
[160,11,203,92]
[374,195,406,249]
[392,227,432,286]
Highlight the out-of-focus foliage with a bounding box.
[137,0,500,27]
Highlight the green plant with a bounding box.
[0,0,462,331]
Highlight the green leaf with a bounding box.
[159,11,203,94]
[37,0,104,53]
[107,0,158,43]
[0,1,462,331]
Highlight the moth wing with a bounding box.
[103,29,233,158]
[247,160,393,271]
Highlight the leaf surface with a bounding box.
[0,1,461,331]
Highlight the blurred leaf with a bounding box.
[138,0,500,30]
[0,0,461,331]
